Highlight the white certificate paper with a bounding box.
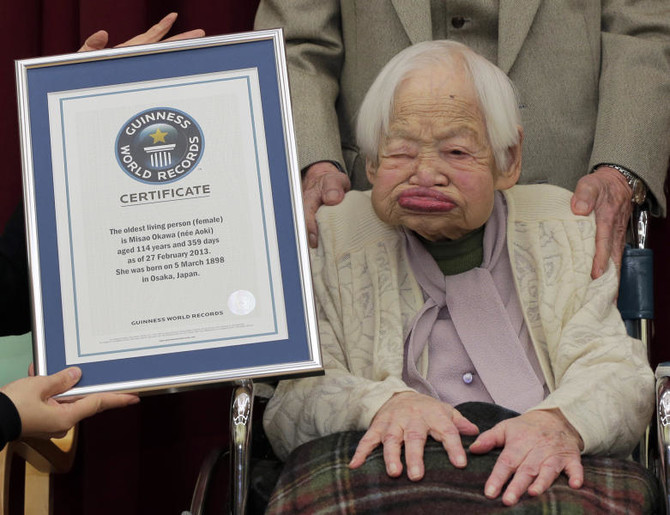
[47,69,288,364]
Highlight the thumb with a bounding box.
[469,424,505,454]
[571,178,598,216]
[320,172,349,206]
[43,367,82,398]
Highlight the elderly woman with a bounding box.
[263,40,655,512]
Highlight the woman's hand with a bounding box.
[469,409,584,506]
[348,391,479,480]
[78,12,205,53]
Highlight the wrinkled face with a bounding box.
[367,61,519,241]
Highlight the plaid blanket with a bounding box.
[265,431,660,514]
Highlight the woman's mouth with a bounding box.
[397,188,456,212]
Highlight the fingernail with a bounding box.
[409,466,420,479]
[68,367,81,380]
[485,486,496,498]
[503,493,517,504]
[308,233,317,247]
[388,463,398,475]
[324,189,341,203]
[454,455,466,467]
[575,200,589,212]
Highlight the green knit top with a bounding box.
[418,226,485,276]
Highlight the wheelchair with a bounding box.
[188,200,665,514]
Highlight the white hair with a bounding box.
[356,40,521,171]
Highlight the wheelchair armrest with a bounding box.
[655,363,670,512]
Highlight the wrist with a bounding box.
[539,408,584,451]
[593,163,647,205]
[303,160,345,177]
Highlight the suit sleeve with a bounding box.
[254,0,347,172]
[0,206,31,336]
[591,0,670,214]
[0,392,22,451]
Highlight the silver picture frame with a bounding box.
[15,29,322,396]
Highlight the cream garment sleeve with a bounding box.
[506,185,655,457]
[262,195,414,460]
[531,263,654,456]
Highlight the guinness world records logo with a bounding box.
[116,107,204,184]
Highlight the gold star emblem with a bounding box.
[149,128,168,144]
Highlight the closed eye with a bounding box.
[382,151,416,160]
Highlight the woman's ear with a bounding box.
[494,126,523,191]
[366,158,378,185]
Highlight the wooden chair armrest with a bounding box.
[12,425,78,474]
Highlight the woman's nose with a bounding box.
[410,155,449,186]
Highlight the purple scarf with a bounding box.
[402,193,546,413]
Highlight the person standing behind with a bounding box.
[255,1,670,279]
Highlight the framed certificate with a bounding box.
[15,29,322,396]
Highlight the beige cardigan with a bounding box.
[263,185,654,460]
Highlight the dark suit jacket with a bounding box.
[0,206,31,336]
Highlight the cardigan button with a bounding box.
[462,372,474,384]
[451,16,467,29]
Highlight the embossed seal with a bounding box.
[228,290,256,316]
